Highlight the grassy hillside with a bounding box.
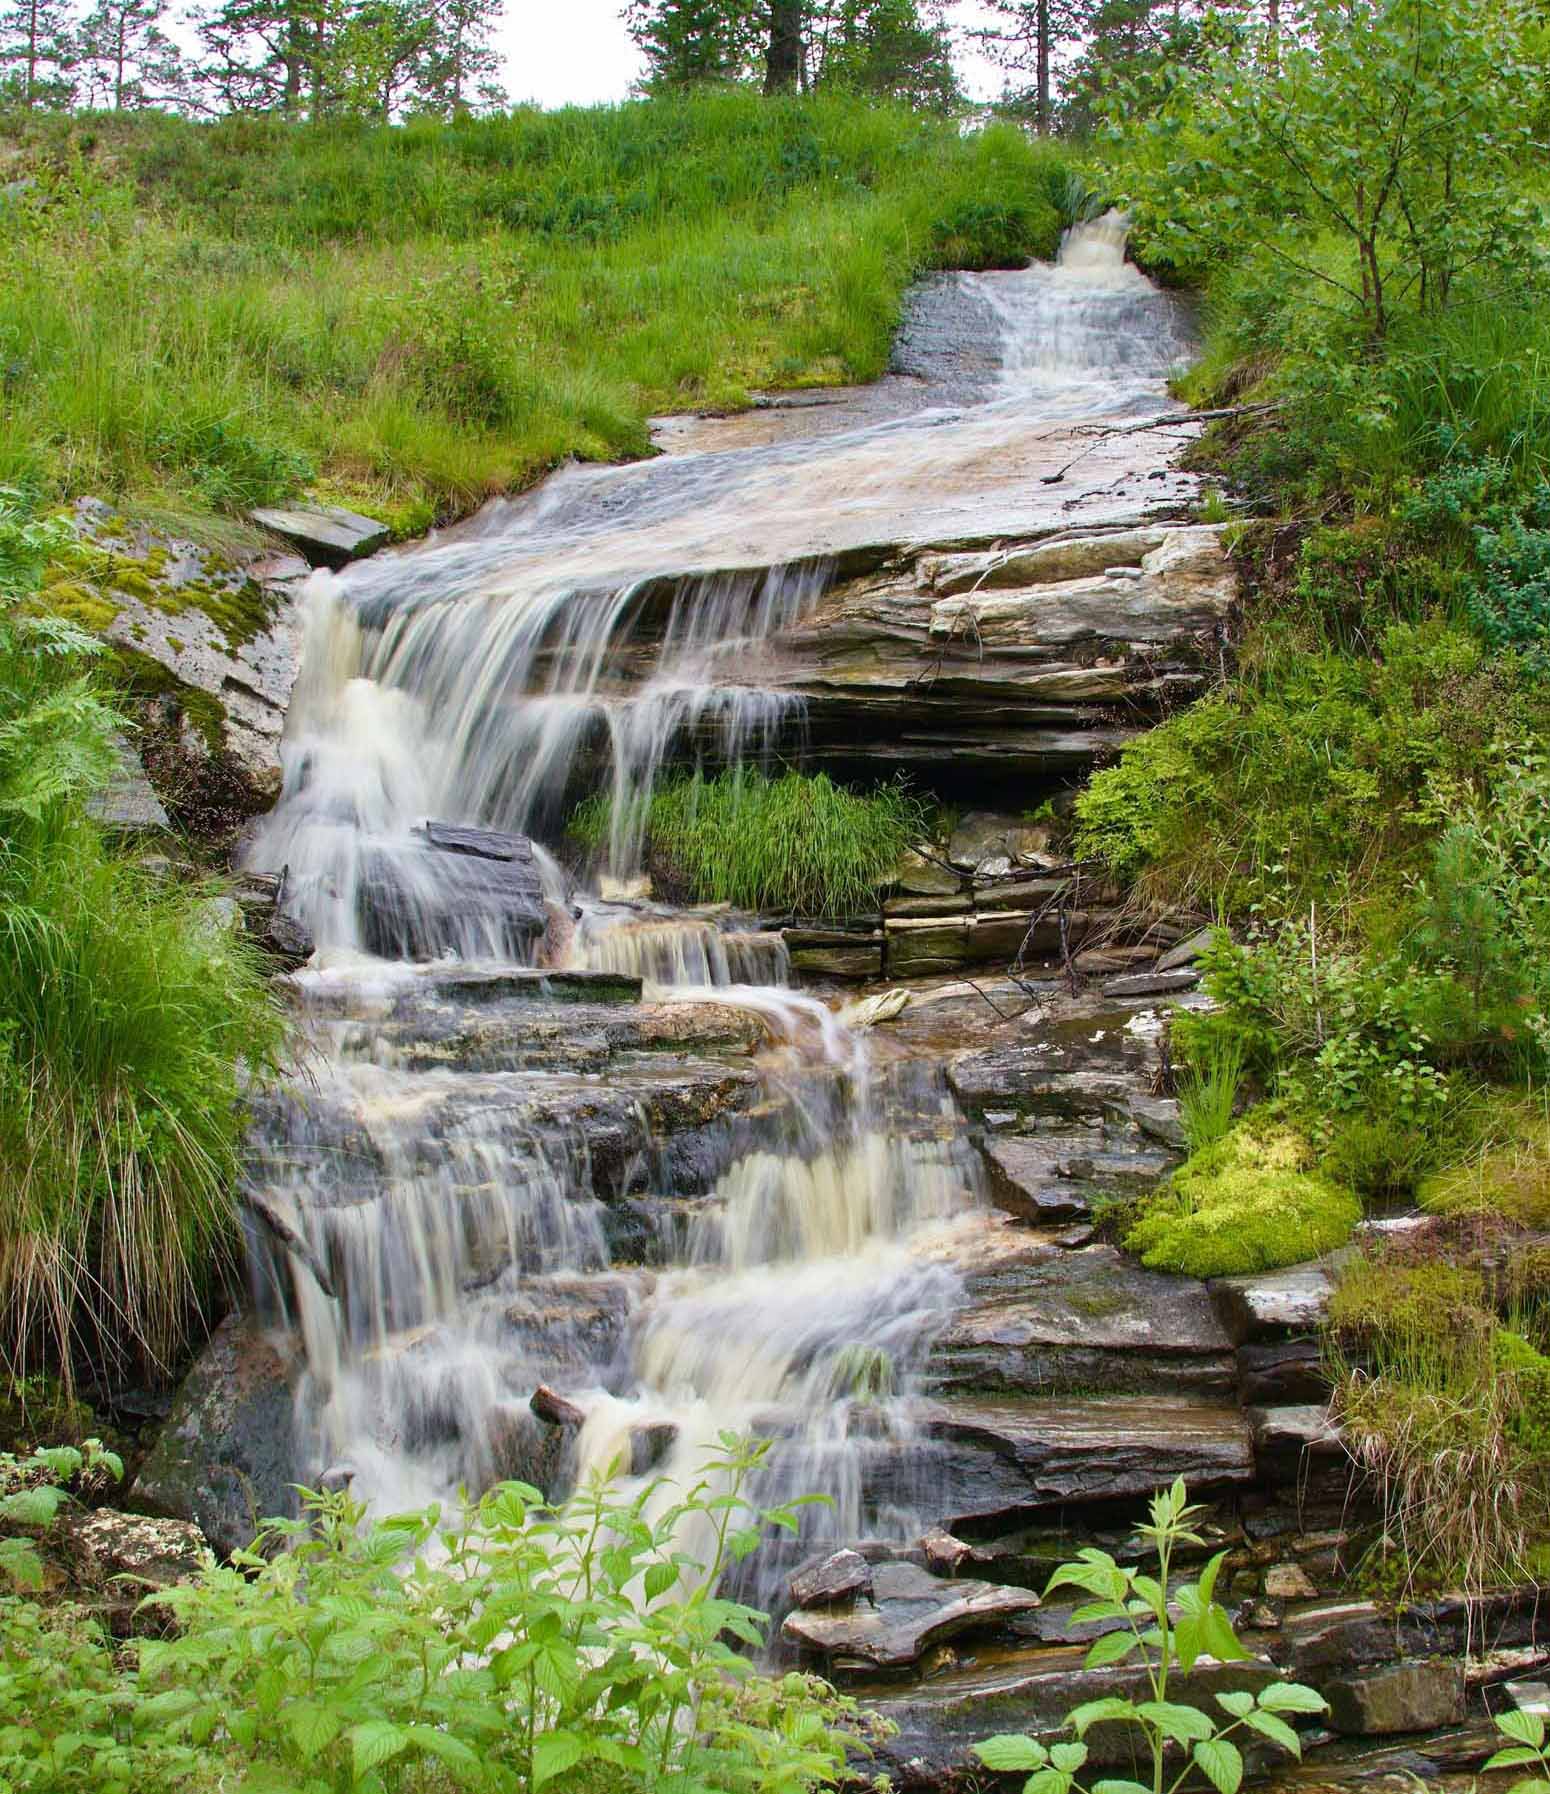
[0,95,1079,545]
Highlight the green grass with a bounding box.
[570,766,930,916]
[0,495,287,1389]
[0,95,1080,537]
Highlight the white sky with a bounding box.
[497,0,1007,109]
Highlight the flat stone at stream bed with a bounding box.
[782,1561,1039,1669]
[977,1137,1093,1222]
[408,967,644,1006]
[1212,1263,1334,1342]
[251,502,389,566]
[1101,968,1202,998]
[928,1243,1236,1398]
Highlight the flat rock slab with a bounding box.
[875,1396,1256,1530]
[1101,969,1202,998]
[251,503,389,567]
[929,1243,1235,1398]
[782,1561,1039,1669]
[1212,1263,1334,1342]
[86,732,170,832]
[978,1137,1093,1223]
[867,1647,1281,1782]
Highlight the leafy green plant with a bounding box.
[0,1436,123,1592]
[1484,1704,1550,1793]
[0,493,287,1387]
[974,1479,1327,1794]
[129,1433,867,1794]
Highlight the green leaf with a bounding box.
[350,1720,409,1777]
[974,1735,1050,1771]
[1257,1683,1329,1716]
[1084,1629,1139,1669]
[1485,1748,1550,1771]
[1092,1781,1154,1794]
[1193,1736,1244,1794]
[1050,1742,1088,1773]
[1068,1697,1141,1735]
[1497,1711,1550,1750]
[643,1561,680,1601]
[1244,1710,1303,1757]
[1215,1692,1255,1719]
[1138,1701,1215,1744]
[0,1486,63,1526]
[286,1702,342,1762]
[533,1731,587,1788]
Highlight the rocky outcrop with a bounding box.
[765,523,1235,779]
[355,824,548,961]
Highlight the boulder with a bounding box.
[356,826,547,961]
[781,1560,1039,1670]
[1325,1658,1467,1736]
[131,1313,300,1558]
[1130,1094,1186,1148]
[790,1548,874,1608]
[947,813,1053,873]
[1156,926,1216,972]
[250,503,390,568]
[60,1508,208,1633]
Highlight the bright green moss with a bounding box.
[1126,1120,1360,1278]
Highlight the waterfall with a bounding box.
[240,218,1195,1580]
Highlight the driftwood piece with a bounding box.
[244,1190,336,1299]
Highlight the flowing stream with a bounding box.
[242,215,1194,1592]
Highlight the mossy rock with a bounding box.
[1328,1259,1490,1347]
[1125,1120,1360,1279]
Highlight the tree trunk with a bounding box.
[25,0,39,108]
[1036,0,1050,133]
[764,0,801,92]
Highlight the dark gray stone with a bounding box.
[977,1137,1092,1223]
[1101,969,1202,998]
[1130,1094,1186,1148]
[85,734,169,833]
[928,1244,1235,1399]
[251,503,390,567]
[131,1313,300,1557]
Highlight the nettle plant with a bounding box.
[0,1437,124,1590]
[975,1481,1327,1794]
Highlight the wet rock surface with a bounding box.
[782,1560,1039,1670]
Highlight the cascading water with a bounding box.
[242,215,1193,1590]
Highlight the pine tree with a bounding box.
[972,0,1088,132]
[0,0,77,108]
[810,0,957,109]
[76,0,186,108]
[416,0,506,114]
[190,0,319,113]
[624,0,761,88]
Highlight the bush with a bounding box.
[1126,1120,1360,1278]
[570,768,930,917]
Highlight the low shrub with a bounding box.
[1126,1120,1360,1278]
[570,767,930,917]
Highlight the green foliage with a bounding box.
[571,767,930,917]
[1176,1032,1243,1157]
[0,1436,121,1593]
[1111,0,1544,339]
[1127,1120,1359,1279]
[1329,1243,1550,1594]
[0,97,1080,532]
[0,1435,869,1794]
[1071,616,1526,911]
[974,1479,1327,1794]
[1484,1702,1550,1794]
[0,494,286,1386]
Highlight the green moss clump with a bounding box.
[36,582,121,634]
[109,646,228,753]
[1126,1120,1360,1278]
